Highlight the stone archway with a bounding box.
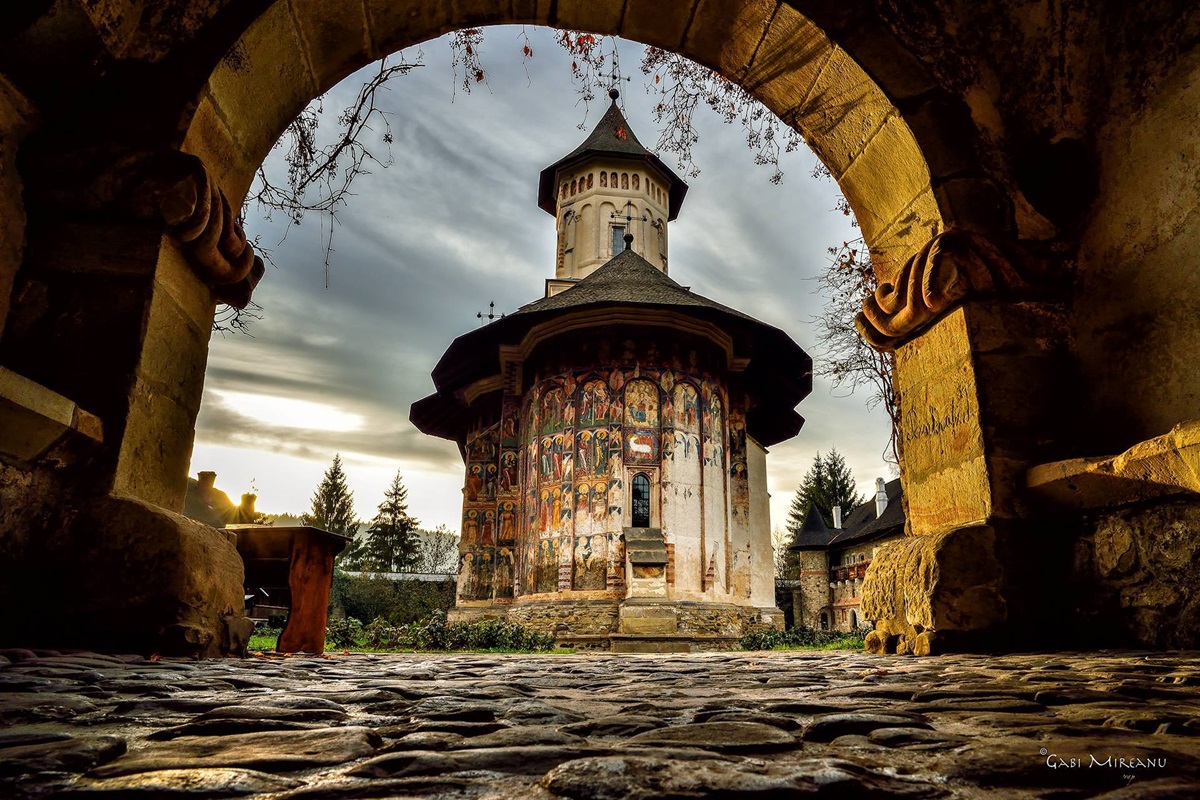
[3,0,1200,654]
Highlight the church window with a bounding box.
[571,179,577,196]
[631,473,651,528]
[587,173,594,189]
[621,173,629,189]
[612,225,626,255]
[560,183,567,199]
[600,172,608,188]
[632,174,640,190]
[610,171,618,187]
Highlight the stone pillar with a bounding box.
[856,231,1073,654]
[0,148,262,656]
[862,301,1072,653]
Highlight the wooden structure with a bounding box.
[230,525,349,654]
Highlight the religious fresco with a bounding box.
[539,433,573,484]
[624,379,660,427]
[623,379,661,466]
[577,378,616,427]
[702,391,726,468]
[463,343,751,602]
[573,533,609,590]
[462,509,480,546]
[625,430,660,465]
[535,538,560,594]
[494,547,515,601]
[541,387,569,434]
[500,398,520,447]
[675,383,700,433]
[499,450,519,494]
[728,410,750,519]
[498,500,517,543]
[474,548,494,600]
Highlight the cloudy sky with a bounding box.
[190,26,893,532]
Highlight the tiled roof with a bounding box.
[410,249,812,449]
[788,502,834,549]
[788,479,905,551]
[512,248,757,321]
[537,94,689,220]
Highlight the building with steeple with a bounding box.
[410,92,812,650]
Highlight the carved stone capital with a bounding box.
[856,229,1030,352]
[143,153,265,309]
[27,147,264,309]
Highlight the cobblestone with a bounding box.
[1,649,1199,798]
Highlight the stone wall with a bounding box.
[797,551,829,629]
[1075,48,1200,453]
[1072,497,1200,648]
[505,600,621,639]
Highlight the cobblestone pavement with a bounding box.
[2,648,1199,798]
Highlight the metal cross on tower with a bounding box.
[477,301,505,323]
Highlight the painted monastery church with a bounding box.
[411,91,812,649]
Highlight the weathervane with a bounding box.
[477,301,505,322]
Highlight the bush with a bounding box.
[740,625,865,651]
[328,572,456,626]
[326,616,364,648]
[356,611,557,652]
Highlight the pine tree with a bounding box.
[787,448,864,531]
[786,453,824,536]
[821,448,863,524]
[302,454,360,536]
[362,470,420,573]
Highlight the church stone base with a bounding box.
[450,600,783,652]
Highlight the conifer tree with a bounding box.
[362,470,420,573]
[302,454,360,537]
[787,448,864,531]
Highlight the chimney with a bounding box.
[875,477,888,519]
[240,493,257,519]
[832,506,843,529]
[198,471,217,490]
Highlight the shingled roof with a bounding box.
[512,248,757,321]
[410,249,812,448]
[537,92,689,220]
[789,479,905,552]
[789,503,834,549]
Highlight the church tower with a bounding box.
[413,93,812,651]
[537,89,688,296]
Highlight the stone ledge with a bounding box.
[1026,418,1200,510]
[0,366,103,465]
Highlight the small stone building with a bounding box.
[789,478,905,632]
[411,92,812,650]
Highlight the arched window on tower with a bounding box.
[621,173,629,189]
[561,183,568,199]
[571,179,577,196]
[587,173,594,189]
[610,171,618,187]
[631,473,651,528]
[600,172,608,188]
[632,174,640,190]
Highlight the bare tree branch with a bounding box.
[812,239,900,465]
